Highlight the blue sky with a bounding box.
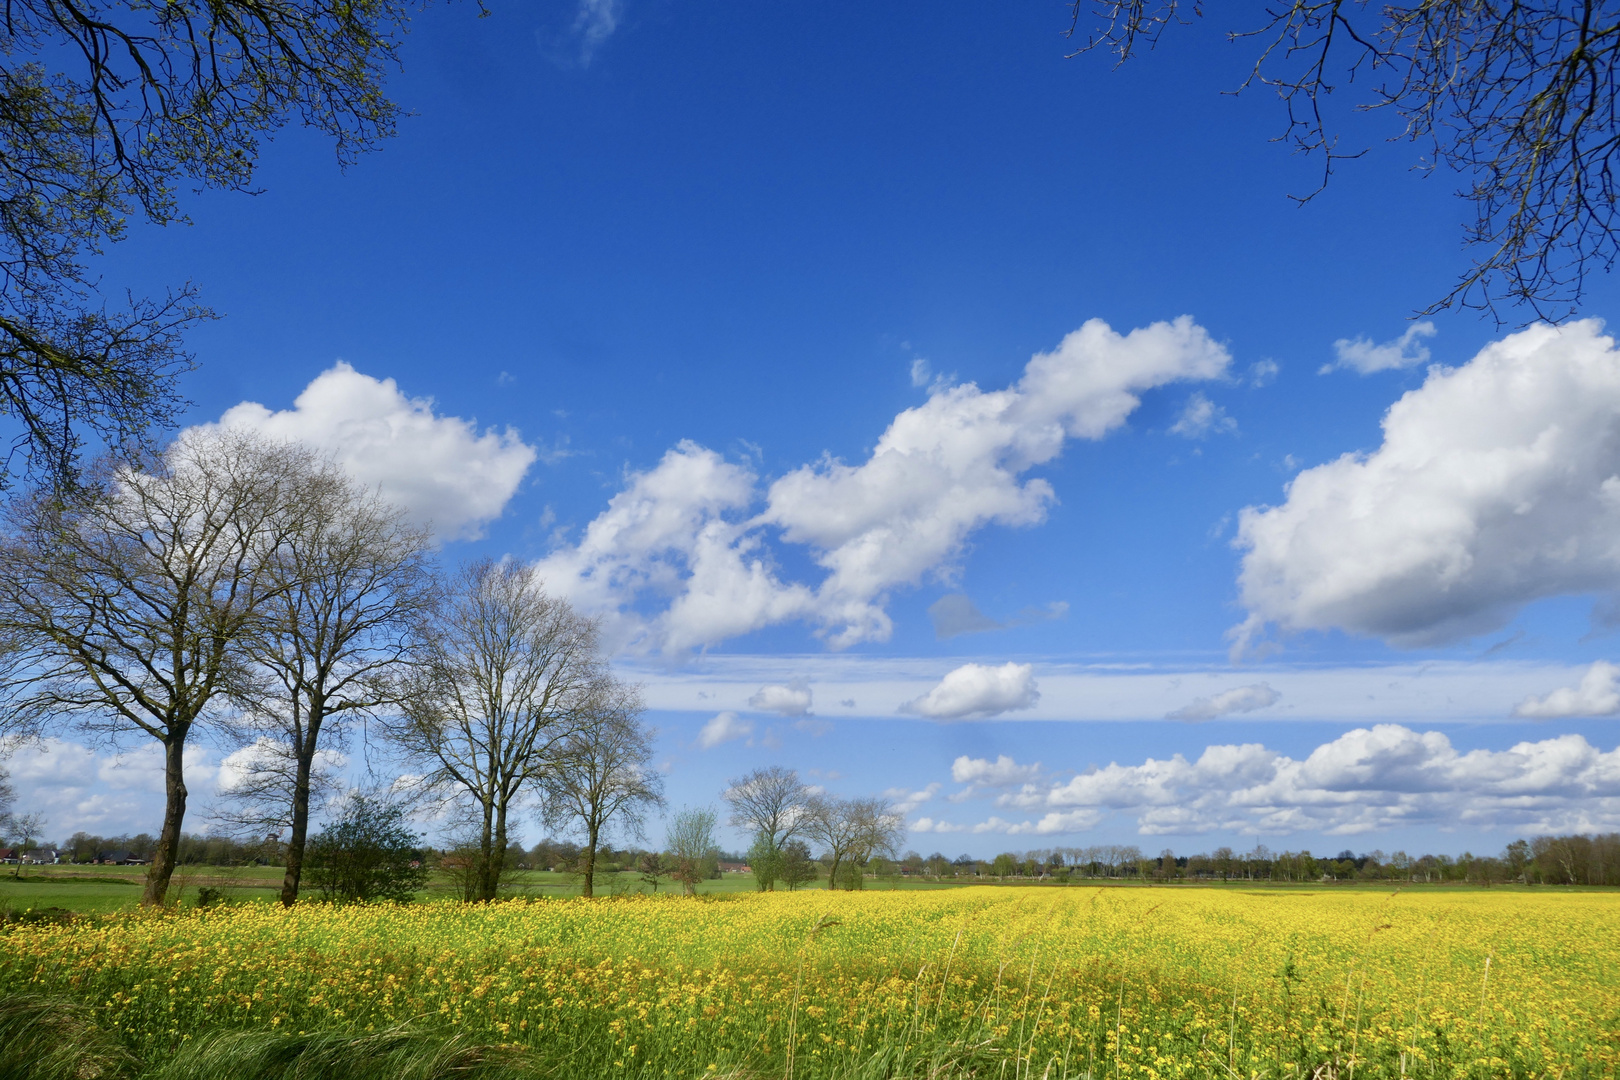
[12,0,1620,858]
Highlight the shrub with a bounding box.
[304,795,427,904]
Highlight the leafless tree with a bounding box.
[0,428,309,904]
[806,796,905,891]
[539,685,664,898]
[223,461,435,907]
[387,560,606,902]
[1075,0,1620,319]
[665,804,719,896]
[722,765,812,891]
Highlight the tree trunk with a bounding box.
[582,819,598,899]
[826,853,841,890]
[143,734,189,906]
[280,713,322,907]
[481,799,509,902]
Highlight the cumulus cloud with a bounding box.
[1514,661,1620,718]
[1235,320,1620,654]
[202,362,536,541]
[951,754,1042,788]
[749,681,813,717]
[1166,683,1281,721]
[535,317,1229,653]
[1169,392,1237,438]
[885,783,942,815]
[1326,322,1437,374]
[3,739,220,836]
[963,724,1620,837]
[900,662,1040,719]
[910,817,966,834]
[697,711,753,749]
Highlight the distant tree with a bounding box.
[539,687,664,898]
[666,805,720,897]
[926,852,951,878]
[779,839,817,891]
[1504,838,1531,883]
[4,811,46,877]
[992,853,1017,880]
[722,766,811,892]
[1074,0,1620,318]
[638,851,666,893]
[304,794,427,904]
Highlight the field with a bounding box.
[2,886,1616,1080]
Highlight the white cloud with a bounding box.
[748,681,813,716]
[951,754,1042,788]
[928,594,1002,639]
[696,711,754,749]
[885,783,942,815]
[1326,322,1437,374]
[3,739,221,837]
[963,724,1620,837]
[537,317,1229,654]
[1249,359,1279,387]
[203,362,536,541]
[1169,392,1237,438]
[571,0,621,64]
[1235,320,1620,654]
[900,662,1040,719]
[1166,683,1281,721]
[1514,661,1620,718]
[910,816,966,834]
[909,357,933,388]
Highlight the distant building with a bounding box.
[718,861,753,875]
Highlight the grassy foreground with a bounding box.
[1,886,1616,1079]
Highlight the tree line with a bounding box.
[914,835,1620,887]
[0,430,663,906]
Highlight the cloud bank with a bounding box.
[203,362,536,541]
[534,317,1228,653]
[1236,321,1620,653]
[939,725,1620,837]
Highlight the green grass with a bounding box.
[0,866,973,914]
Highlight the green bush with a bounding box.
[304,795,427,904]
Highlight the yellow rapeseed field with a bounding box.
[1,886,1615,1079]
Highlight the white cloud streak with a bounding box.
[1327,322,1437,374]
[1167,683,1281,721]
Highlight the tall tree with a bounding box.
[0,0,419,490]
[0,428,310,904]
[539,687,665,898]
[722,765,811,892]
[227,460,434,907]
[388,560,605,902]
[1076,0,1620,318]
